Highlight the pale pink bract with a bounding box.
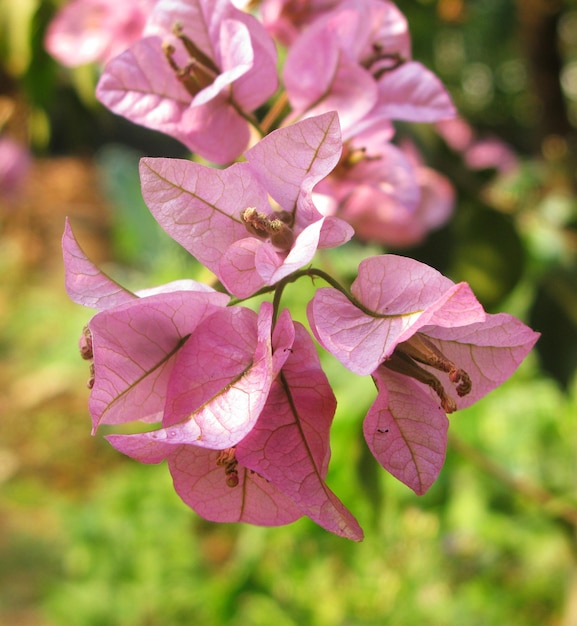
[259,0,345,46]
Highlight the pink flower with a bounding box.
[65,224,290,443]
[0,136,30,202]
[107,316,363,539]
[464,138,518,174]
[96,0,278,164]
[259,0,344,46]
[64,220,362,538]
[436,118,518,174]
[315,140,454,247]
[308,255,539,494]
[139,112,353,298]
[45,0,153,67]
[283,0,454,137]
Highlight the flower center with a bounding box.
[382,332,471,413]
[163,23,220,97]
[80,325,95,389]
[241,207,295,251]
[362,44,406,80]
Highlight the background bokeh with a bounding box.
[1,1,577,624]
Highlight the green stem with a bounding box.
[229,97,265,139]
[449,432,577,529]
[228,267,385,320]
[260,91,290,134]
[304,267,390,318]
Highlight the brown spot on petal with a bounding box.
[216,447,240,488]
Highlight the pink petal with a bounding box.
[285,31,377,129]
[421,313,540,409]
[414,166,455,231]
[192,19,254,107]
[227,13,279,110]
[105,433,175,464]
[364,367,449,495]
[271,308,296,374]
[168,446,304,525]
[146,0,228,48]
[62,218,136,309]
[218,237,267,299]
[178,95,252,164]
[159,302,282,448]
[317,215,355,248]
[464,138,518,174]
[96,35,191,120]
[374,61,456,122]
[237,323,364,540]
[97,37,250,163]
[139,158,267,273]
[435,117,474,152]
[45,0,149,66]
[88,291,228,430]
[245,111,343,221]
[283,25,340,114]
[339,191,423,247]
[135,280,225,298]
[103,438,304,525]
[367,0,411,60]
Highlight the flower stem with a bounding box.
[304,267,386,317]
[228,266,385,319]
[260,91,290,134]
[229,97,264,138]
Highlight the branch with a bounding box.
[449,432,577,529]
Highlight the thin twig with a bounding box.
[449,432,577,528]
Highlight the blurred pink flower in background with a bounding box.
[436,117,518,174]
[314,139,454,247]
[95,0,278,163]
[0,136,30,205]
[45,0,154,66]
[283,0,454,138]
[259,0,344,46]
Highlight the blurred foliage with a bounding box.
[1,0,577,625]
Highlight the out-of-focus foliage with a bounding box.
[1,0,577,624]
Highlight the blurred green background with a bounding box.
[1,0,577,624]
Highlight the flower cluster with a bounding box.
[56,0,539,539]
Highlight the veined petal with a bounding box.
[237,323,364,540]
[364,367,449,495]
[63,218,136,309]
[88,290,229,430]
[308,255,486,376]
